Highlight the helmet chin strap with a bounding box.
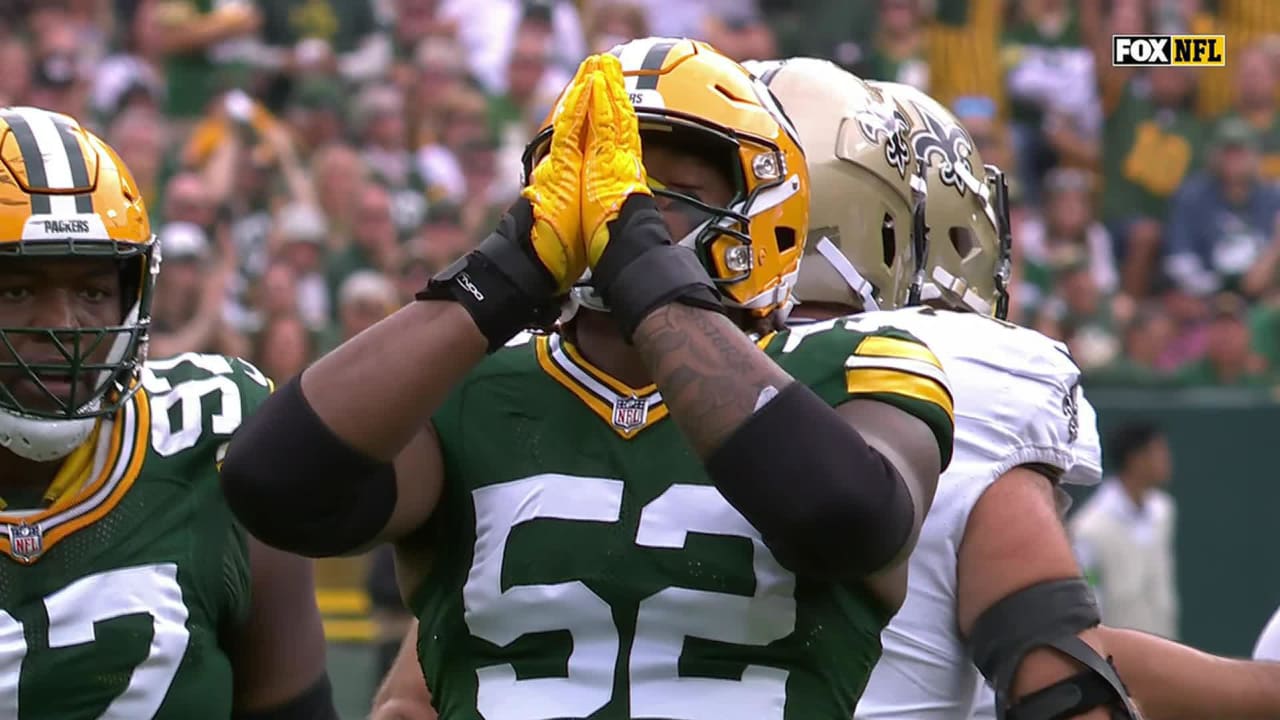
[0,303,142,463]
[814,236,880,312]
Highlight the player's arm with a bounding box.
[370,619,437,720]
[1092,625,1280,720]
[227,537,338,720]
[957,467,1138,720]
[633,305,942,580]
[221,59,600,558]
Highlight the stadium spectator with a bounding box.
[1093,3,1206,298]
[1001,0,1097,201]
[1071,422,1180,639]
[249,0,388,86]
[325,185,401,311]
[273,201,332,330]
[1218,42,1280,181]
[858,0,928,90]
[253,313,314,384]
[150,221,247,358]
[1034,247,1125,371]
[584,0,649,54]
[353,83,430,237]
[148,0,262,122]
[1174,291,1272,386]
[1019,167,1118,305]
[1164,118,1280,299]
[1088,305,1179,386]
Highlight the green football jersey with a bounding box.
[0,352,272,719]
[413,318,955,720]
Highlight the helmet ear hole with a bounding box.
[881,212,896,267]
[775,227,796,252]
[949,227,976,260]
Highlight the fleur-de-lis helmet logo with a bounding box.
[908,101,976,197]
[854,102,913,180]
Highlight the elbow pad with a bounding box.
[705,382,914,580]
[968,578,1141,720]
[221,376,398,558]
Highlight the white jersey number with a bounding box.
[142,354,267,457]
[0,563,191,718]
[463,474,797,720]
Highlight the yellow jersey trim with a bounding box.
[0,387,151,564]
[535,334,669,439]
[845,367,955,422]
[854,335,944,369]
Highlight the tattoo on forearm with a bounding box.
[633,304,790,456]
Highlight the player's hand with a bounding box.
[575,53,723,340]
[520,55,596,294]
[581,53,655,269]
[416,58,595,351]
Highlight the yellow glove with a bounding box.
[581,53,653,268]
[521,55,597,294]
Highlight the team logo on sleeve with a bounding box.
[1063,381,1080,444]
[10,522,44,564]
[612,395,649,432]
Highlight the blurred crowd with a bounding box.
[2,0,1280,397]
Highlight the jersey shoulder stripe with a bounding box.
[765,317,955,466]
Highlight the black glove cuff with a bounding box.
[416,200,559,352]
[607,245,724,340]
[591,194,724,340]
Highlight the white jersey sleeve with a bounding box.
[1254,605,1280,660]
[853,307,1102,719]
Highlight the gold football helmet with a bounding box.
[525,38,810,321]
[868,82,1012,319]
[745,58,927,313]
[0,106,157,461]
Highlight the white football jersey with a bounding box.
[836,307,1103,719]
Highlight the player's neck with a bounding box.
[566,310,653,389]
[0,447,61,504]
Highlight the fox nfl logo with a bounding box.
[1112,34,1226,67]
[611,395,649,432]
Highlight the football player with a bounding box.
[223,40,954,718]
[754,58,1280,720]
[0,107,336,718]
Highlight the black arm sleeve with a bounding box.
[220,376,398,558]
[705,382,914,580]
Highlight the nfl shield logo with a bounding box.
[611,395,649,432]
[10,522,43,563]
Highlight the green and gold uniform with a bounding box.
[0,353,271,719]
[413,318,954,719]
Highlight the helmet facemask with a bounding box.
[0,238,158,461]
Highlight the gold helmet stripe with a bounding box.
[0,108,94,216]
